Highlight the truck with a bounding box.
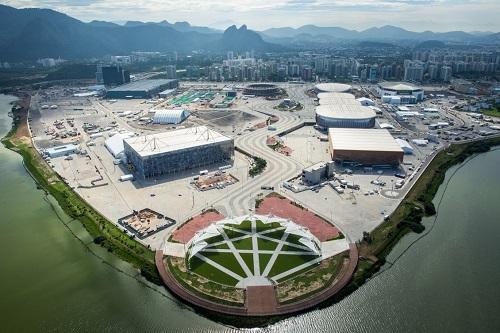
[395,179,405,189]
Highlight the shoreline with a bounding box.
[2,92,500,325]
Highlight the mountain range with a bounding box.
[0,4,498,61]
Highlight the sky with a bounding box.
[4,0,500,32]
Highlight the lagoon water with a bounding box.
[1,94,499,332]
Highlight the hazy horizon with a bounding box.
[3,0,500,33]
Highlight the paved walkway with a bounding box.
[321,238,350,259]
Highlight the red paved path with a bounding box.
[171,211,224,243]
[256,197,340,241]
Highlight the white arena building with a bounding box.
[315,83,352,93]
[377,82,424,104]
[315,92,376,128]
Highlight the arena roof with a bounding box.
[317,92,358,105]
[315,83,352,93]
[329,128,403,152]
[124,126,231,157]
[316,104,376,120]
[378,82,423,92]
[107,79,177,92]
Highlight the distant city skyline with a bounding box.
[4,0,500,32]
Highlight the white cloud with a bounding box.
[5,0,500,32]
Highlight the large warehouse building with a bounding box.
[329,128,404,165]
[123,126,234,179]
[315,92,376,128]
[377,82,424,104]
[106,79,179,99]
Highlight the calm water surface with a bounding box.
[1,94,499,332]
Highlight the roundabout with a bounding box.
[157,211,358,317]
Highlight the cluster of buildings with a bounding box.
[312,83,406,171]
[410,50,499,82]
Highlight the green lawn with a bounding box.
[206,242,230,250]
[259,254,273,274]
[231,237,254,250]
[222,228,247,240]
[204,234,225,244]
[239,253,254,275]
[281,243,308,252]
[481,106,500,118]
[226,220,252,232]
[268,254,318,278]
[257,237,279,251]
[255,220,282,232]
[189,256,239,286]
[198,251,246,278]
[260,229,284,241]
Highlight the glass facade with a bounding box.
[124,140,234,179]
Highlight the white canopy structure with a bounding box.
[282,222,321,255]
[186,224,221,260]
[105,132,135,159]
[152,108,190,124]
[185,214,322,260]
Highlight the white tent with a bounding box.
[395,139,414,154]
[105,132,135,158]
[283,222,321,255]
[152,109,190,124]
[187,224,221,260]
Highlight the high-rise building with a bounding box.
[100,65,130,86]
[440,66,452,82]
[166,65,177,79]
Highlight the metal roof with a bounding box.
[105,132,135,158]
[316,104,376,120]
[378,82,422,92]
[124,126,232,157]
[107,79,177,92]
[152,109,189,124]
[315,83,352,93]
[329,128,403,152]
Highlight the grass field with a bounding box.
[187,219,321,286]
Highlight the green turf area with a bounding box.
[268,254,319,278]
[481,105,500,118]
[285,233,306,246]
[222,228,247,240]
[198,251,247,278]
[189,256,239,286]
[205,234,225,244]
[239,253,254,275]
[255,220,282,232]
[260,229,285,241]
[280,243,308,252]
[257,237,279,251]
[231,237,254,250]
[206,242,230,250]
[227,220,252,232]
[259,254,273,274]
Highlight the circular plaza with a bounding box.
[157,198,358,317]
